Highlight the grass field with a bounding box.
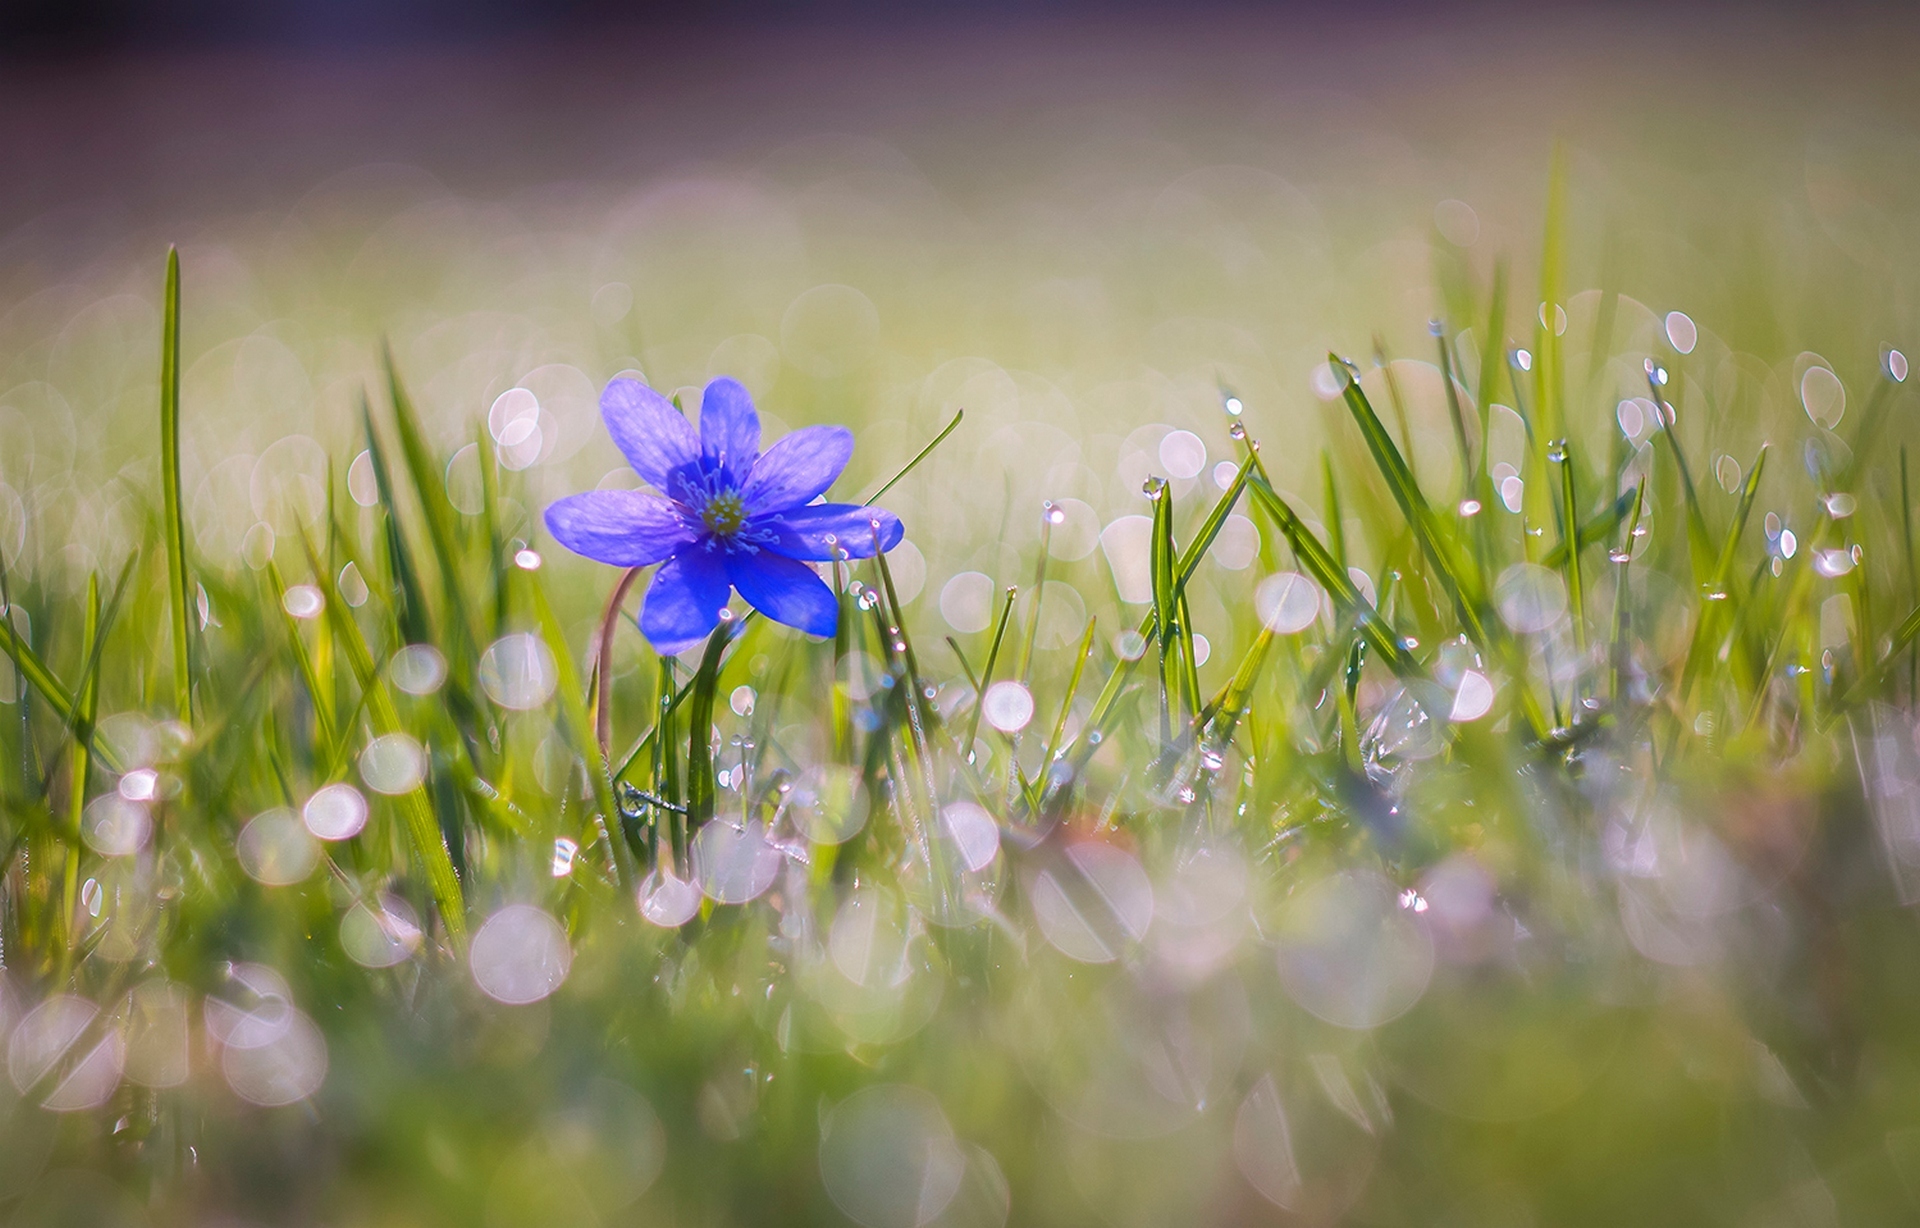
[5,11,1920,1225]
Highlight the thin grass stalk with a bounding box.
[160,248,193,725]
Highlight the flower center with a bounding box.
[701,489,747,538]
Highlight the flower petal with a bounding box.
[726,551,837,638]
[758,503,903,562]
[640,546,733,652]
[699,377,760,489]
[544,491,693,567]
[602,379,700,494]
[740,425,854,515]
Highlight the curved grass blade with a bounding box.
[862,408,963,507]
[1332,353,1489,646]
[160,248,194,724]
[684,622,734,832]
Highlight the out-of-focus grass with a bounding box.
[6,15,1920,1225]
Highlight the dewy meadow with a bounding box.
[6,28,1920,1221]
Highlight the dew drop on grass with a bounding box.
[1665,311,1698,354]
[638,867,703,928]
[479,633,557,710]
[829,887,911,990]
[1824,492,1857,519]
[82,796,150,856]
[347,450,379,508]
[980,681,1034,733]
[693,820,781,905]
[1449,671,1495,722]
[1617,398,1645,440]
[338,560,370,607]
[470,904,572,1005]
[1256,572,1321,634]
[940,801,1000,873]
[818,1084,966,1228]
[1029,841,1153,964]
[729,685,756,716]
[303,782,368,841]
[388,644,448,696]
[1158,430,1206,480]
[1779,529,1798,559]
[221,1009,327,1106]
[237,808,320,886]
[1888,347,1910,383]
[281,584,324,619]
[360,733,427,795]
[117,768,157,801]
[1801,365,1846,429]
[790,765,868,845]
[1715,455,1742,494]
[340,893,423,968]
[513,548,542,570]
[1813,548,1855,577]
[1495,564,1568,634]
[939,572,994,634]
[1499,475,1524,512]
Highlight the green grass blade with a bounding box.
[684,622,733,832]
[319,554,467,941]
[1244,473,1417,677]
[862,408,963,506]
[160,247,193,724]
[1333,354,1490,645]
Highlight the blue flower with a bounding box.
[544,377,902,652]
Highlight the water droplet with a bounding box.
[1257,572,1322,634]
[729,685,756,717]
[1888,347,1910,383]
[693,820,781,904]
[981,681,1035,733]
[1665,311,1698,354]
[470,904,572,1004]
[118,768,158,802]
[1449,671,1495,722]
[479,633,558,710]
[1227,422,1247,441]
[1142,476,1168,500]
[303,782,368,840]
[1715,454,1742,494]
[389,644,448,696]
[281,585,324,620]
[1824,492,1857,519]
[1546,440,1568,464]
[789,765,869,845]
[338,560,370,607]
[514,548,543,570]
[818,1085,966,1228]
[1457,499,1482,516]
[1608,549,1631,564]
[1499,475,1525,513]
[941,801,1001,873]
[341,892,422,968]
[1030,841,1153,963]
[1511,348,1532,372]
[1813,548,1854,578]
[1223,394,1244,416]
[359,732,427,795]
[236,808,319,886]
[638,867,703,927]
[82,796,150,856]
[1428,318,1444,337]
[551,837,579,877]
